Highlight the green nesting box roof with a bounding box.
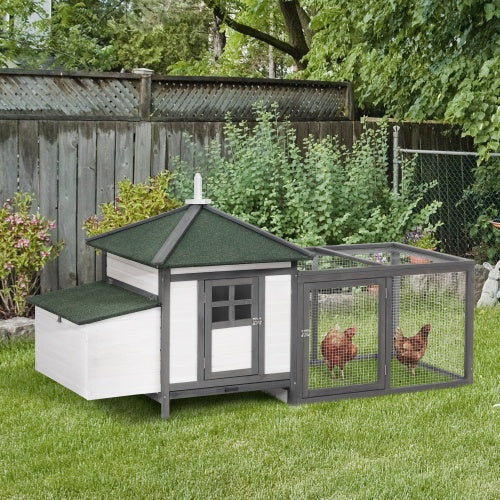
[27,281,160,325]
[86,204,312,268]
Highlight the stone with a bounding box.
[474,264,490,305]
[0,317,35,341]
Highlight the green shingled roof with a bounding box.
[27,281,159,325]
[87,205,311,268]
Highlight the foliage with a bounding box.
[404,225,440,249]
[172,105,441,246]
[469,206,500,263]
[0,0,47,66]
[304,0,500,154]
[83,171,181,237]
[0,193,63,318]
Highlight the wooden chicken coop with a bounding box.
[28,178,474,417]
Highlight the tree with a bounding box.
[0,0,47,66]
[304,0,500,154]
[203,0,312,70]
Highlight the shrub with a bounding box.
[0,193,63,318]
[172,104,441,247]
[84,171,181,237]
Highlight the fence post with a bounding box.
[392,125,401,194]
[133,68,154,121]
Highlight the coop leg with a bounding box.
[161,394,170,419]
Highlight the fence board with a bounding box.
[151,122,167,175]
[115,122,134,185]
[38,121,59,293]
[166,122,183,170]
[134,122,152,182]
[18,121,39,199]
[0,120,18,203]
[77,122,97,284]
[57,122,78,289]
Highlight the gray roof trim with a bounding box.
[205,205,314,258]
[151,205,201,266]
[86,205,188,246]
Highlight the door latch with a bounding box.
[252,317,262,326]
[301,329,310,338]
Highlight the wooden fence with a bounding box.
[0,70,356,292]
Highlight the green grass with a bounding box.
[1,308,499,499]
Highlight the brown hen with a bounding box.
[320,324,358,379]
[394,324,431,376]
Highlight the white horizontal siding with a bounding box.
[212,326,252,373]
[169,281,198,383]
[34,307,161,400]
[170,262,291,275]
[264,274,291,374]
[106,253,158,295]
[35,307,88,398]
[86,308,161,399]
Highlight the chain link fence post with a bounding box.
[392,125,401,194]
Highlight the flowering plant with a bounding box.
[404,225,440,249]
[0,192,63,318]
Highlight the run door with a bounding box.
[204,277,259,379]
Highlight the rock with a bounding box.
[0,317,35,341]
[474,264,490,304]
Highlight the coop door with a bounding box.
[301,279,386,398]
[204,277,259,379]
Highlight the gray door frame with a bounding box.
[204,276,260,379]
[300,277,387,399]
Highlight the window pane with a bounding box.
[235,284,252,300]
[235,304,252,320]
[212,286,229,302]
[212,306,229,323]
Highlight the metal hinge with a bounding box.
[301,329,310,338]
[252,317,263,326]
[384,365,387,375]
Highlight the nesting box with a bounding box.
[29,181,474,417]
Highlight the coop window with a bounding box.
[207,279,256,326]
[235,284,252,300]
[212,306,229,323]
[212,286,229,302]
[235,304,252,320]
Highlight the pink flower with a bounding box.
[41,250,50,258]
[3,262,14,270]
[48,220,56,229]
[15,238,30,248]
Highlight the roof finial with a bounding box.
[186,173,211,205]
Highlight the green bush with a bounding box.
[172,105,441,247]
[0,193,63,318]
[84,171,181,237]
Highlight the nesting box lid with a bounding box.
[86,204,312,269]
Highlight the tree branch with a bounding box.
[203,0,306,65]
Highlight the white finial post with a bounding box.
[186,173,211,205]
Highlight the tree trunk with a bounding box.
[212,12,226,60]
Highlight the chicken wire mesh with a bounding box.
[307,284,381,391]
[399,150,500,257]
[390,271,466,387]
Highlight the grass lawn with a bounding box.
[1,308,499,499]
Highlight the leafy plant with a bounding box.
[0,193,63,318]
[172,104,442,247]
[83,171,181,237]
[404,225,440,249]
[469,206,500,263]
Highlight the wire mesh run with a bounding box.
[308,284,380,390]
[390,271,466,387]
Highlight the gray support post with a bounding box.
[288,265,301,405]
[392,125,401,194]
[133,68,153,121]
[311,255,319,364]
[390,250,401,357]
[159,268,171,419]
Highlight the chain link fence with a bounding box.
[393,129,500,257]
